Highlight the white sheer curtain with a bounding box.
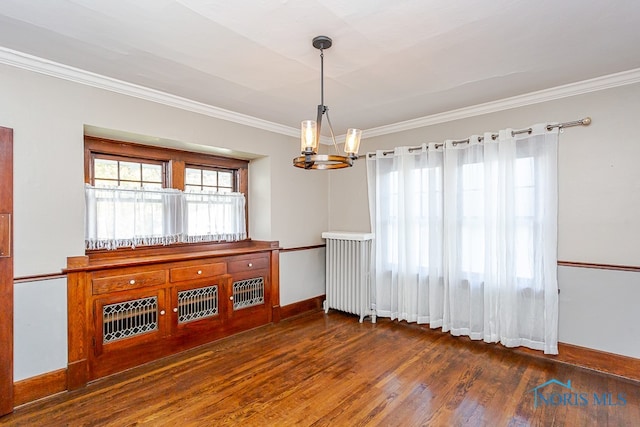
[85,185,184,250]
[184,191,247,243]
[85,185,246,250]
[366,144,444,324]
[367,123,559,354]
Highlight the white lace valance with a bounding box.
[85,185,246,250]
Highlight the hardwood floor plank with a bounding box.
[2,311,639,426]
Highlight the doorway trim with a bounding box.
[0,126,14,415]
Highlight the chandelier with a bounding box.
[293,36,362,170]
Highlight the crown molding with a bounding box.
[362,67,640,139]
[2,46,639,142]
[0,47,299,138]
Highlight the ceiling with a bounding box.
[0,0,639,137]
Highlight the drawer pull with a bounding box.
[160,310,166,315]
[173,307,178,313]
[129,279,136,285]
[248,263,253,267]
[197,270,202,275]
[229,296,234,301]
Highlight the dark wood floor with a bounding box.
[3,311,639,426]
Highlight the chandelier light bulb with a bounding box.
[301,120,318,153]
[344,128,362,155]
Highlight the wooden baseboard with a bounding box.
[13,368,67,407]
[514,342,640,383]
[280,295,325,320]
[414,322,640,383]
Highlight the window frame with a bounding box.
[84,136,249,253]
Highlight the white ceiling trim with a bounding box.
[363,67,640,139]
[0,46,299,138]
[2,46,639,142]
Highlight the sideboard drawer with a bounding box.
[227,256,269,274]
[170,262,227,282]
[92,270,166,295]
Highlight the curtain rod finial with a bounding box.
[582,117,592,126]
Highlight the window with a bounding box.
[185,166,234,193]
[84,136,249,250]
[367,126,560,353]
[377,153,444,274]
[458,156,536,282]
[93,155,165,189]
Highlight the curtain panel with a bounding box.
[184,191,247,243]
[85,185,246,250]
[366,124,559,354]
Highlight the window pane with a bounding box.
[218,187,232,194]
[120,162,141,181]
[218,171,232,188]
[95,159,118,180]
[185,168,202,186]
[203,170,217,186]
[515,158,534,187]
[515,187,534,217]
[142,163,162,183]
[185,184,201,192]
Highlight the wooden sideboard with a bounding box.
[65,240,280,389]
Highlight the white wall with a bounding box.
[279,248,326,306]
[0,63,328,379]
[558,266,640,357]
[329,82,640,359]
[14,278,67,381]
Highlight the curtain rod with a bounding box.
[367,117,591,158]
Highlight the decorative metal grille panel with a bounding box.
[103,296,158,343]
[178,285,218,323]
[232,277,264,310]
